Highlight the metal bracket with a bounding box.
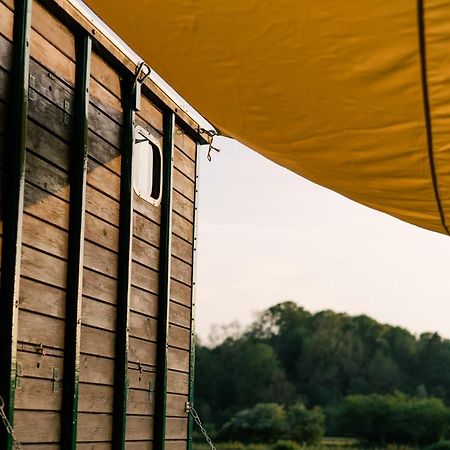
[36,343,45,356]
[28,74,36,102]
[148,381,154,400]
[132,62,151,112]
[15,363,23,390]
[52,367,61,393]
[185,401,191,413]
[63,99,71,125]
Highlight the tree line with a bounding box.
[194,301,450,444]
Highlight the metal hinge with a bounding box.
[15,363,23,391]
[52,367,61,393]
[63,99,71,125]
[28,74,36,102]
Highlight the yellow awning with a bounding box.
[85,0,450,235]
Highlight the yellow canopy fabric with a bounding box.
[85,0,450,235]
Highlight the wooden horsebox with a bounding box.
[0,0,209,448]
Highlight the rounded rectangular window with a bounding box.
[133,125,163,206]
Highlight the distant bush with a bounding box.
[271,440,302,450]
[216,442,246,450]
[424,441,450,450]
[286,403,324,445]
[337,392,450,445]
[220,403,287,443]
[219,402,326,445]
[245,444,269,450]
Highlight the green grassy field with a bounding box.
[193,440,416,450]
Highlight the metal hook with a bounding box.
[207,144,221,162]
[135,61,151,85]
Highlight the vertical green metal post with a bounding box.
[112,75,135,450]
[154,111,175,450]
[187,143,201,450]
[0,1,31,448]
[61,33,91,449]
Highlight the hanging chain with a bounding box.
[0,396,22,449]
[186,402,216,450]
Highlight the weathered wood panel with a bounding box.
[172,235,193,265]
[126,415,154,441]
[129,312,157,342]
[78,383,115,413]
[169,302,191,329]
[78,413,113,442]
[168,348,190,373]
[0,1,13,42]
[127,388,154,415]
[24,182,70,230]
[168,324,191,351]
[174,128,196,161]
[79,355,114,386]
[31,0,75,61]
[15,377,62,411]
[19,277,65,319]
[130,286,158,317]
[21,245,67,289]
[14,411,60,443]
[166,418,188,440]
[18,310,65,350]
[167,393,188,418]
[90,52,121,99]
[80,326,115,359]
[30,28,75,85]
[16,350,64,381]
[167,371,189,396]
[5,2,200,448]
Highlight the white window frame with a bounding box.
[133,125,163,206]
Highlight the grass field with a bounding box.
[193,440,416,450]
[193,437,416,450]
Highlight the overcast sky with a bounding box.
[195,137,450,342]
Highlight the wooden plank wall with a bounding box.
[0,0,199,448]
[166,128,197,450]
[14,1,74,446]
[0,0,13,297]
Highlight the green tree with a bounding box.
[220,403,287,443]
[337,393,450,445]
[286,403,324,445]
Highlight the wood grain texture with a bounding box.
[15,377,62,411]
[0,1,13,42]
[18,309,65,349]
[77,413,113,442]
[14,411,60,443]
[16,351,64,381]
[30,28,75,85]
[21,245,67,289]
[31,0,75,61]
[125,415,154,441]
[24,182,70,230]
[130,286,158,318]
[19,278,65,319]
[167,370,189,395]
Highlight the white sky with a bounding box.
[195,137,450,342]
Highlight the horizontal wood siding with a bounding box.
[0,0,199,448]
[0,0,13,310]
[15,1,74,444]
[77,49,122,447]
[126,87,163,447]
[167,128,197,448]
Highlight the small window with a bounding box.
[133,125,162,206]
